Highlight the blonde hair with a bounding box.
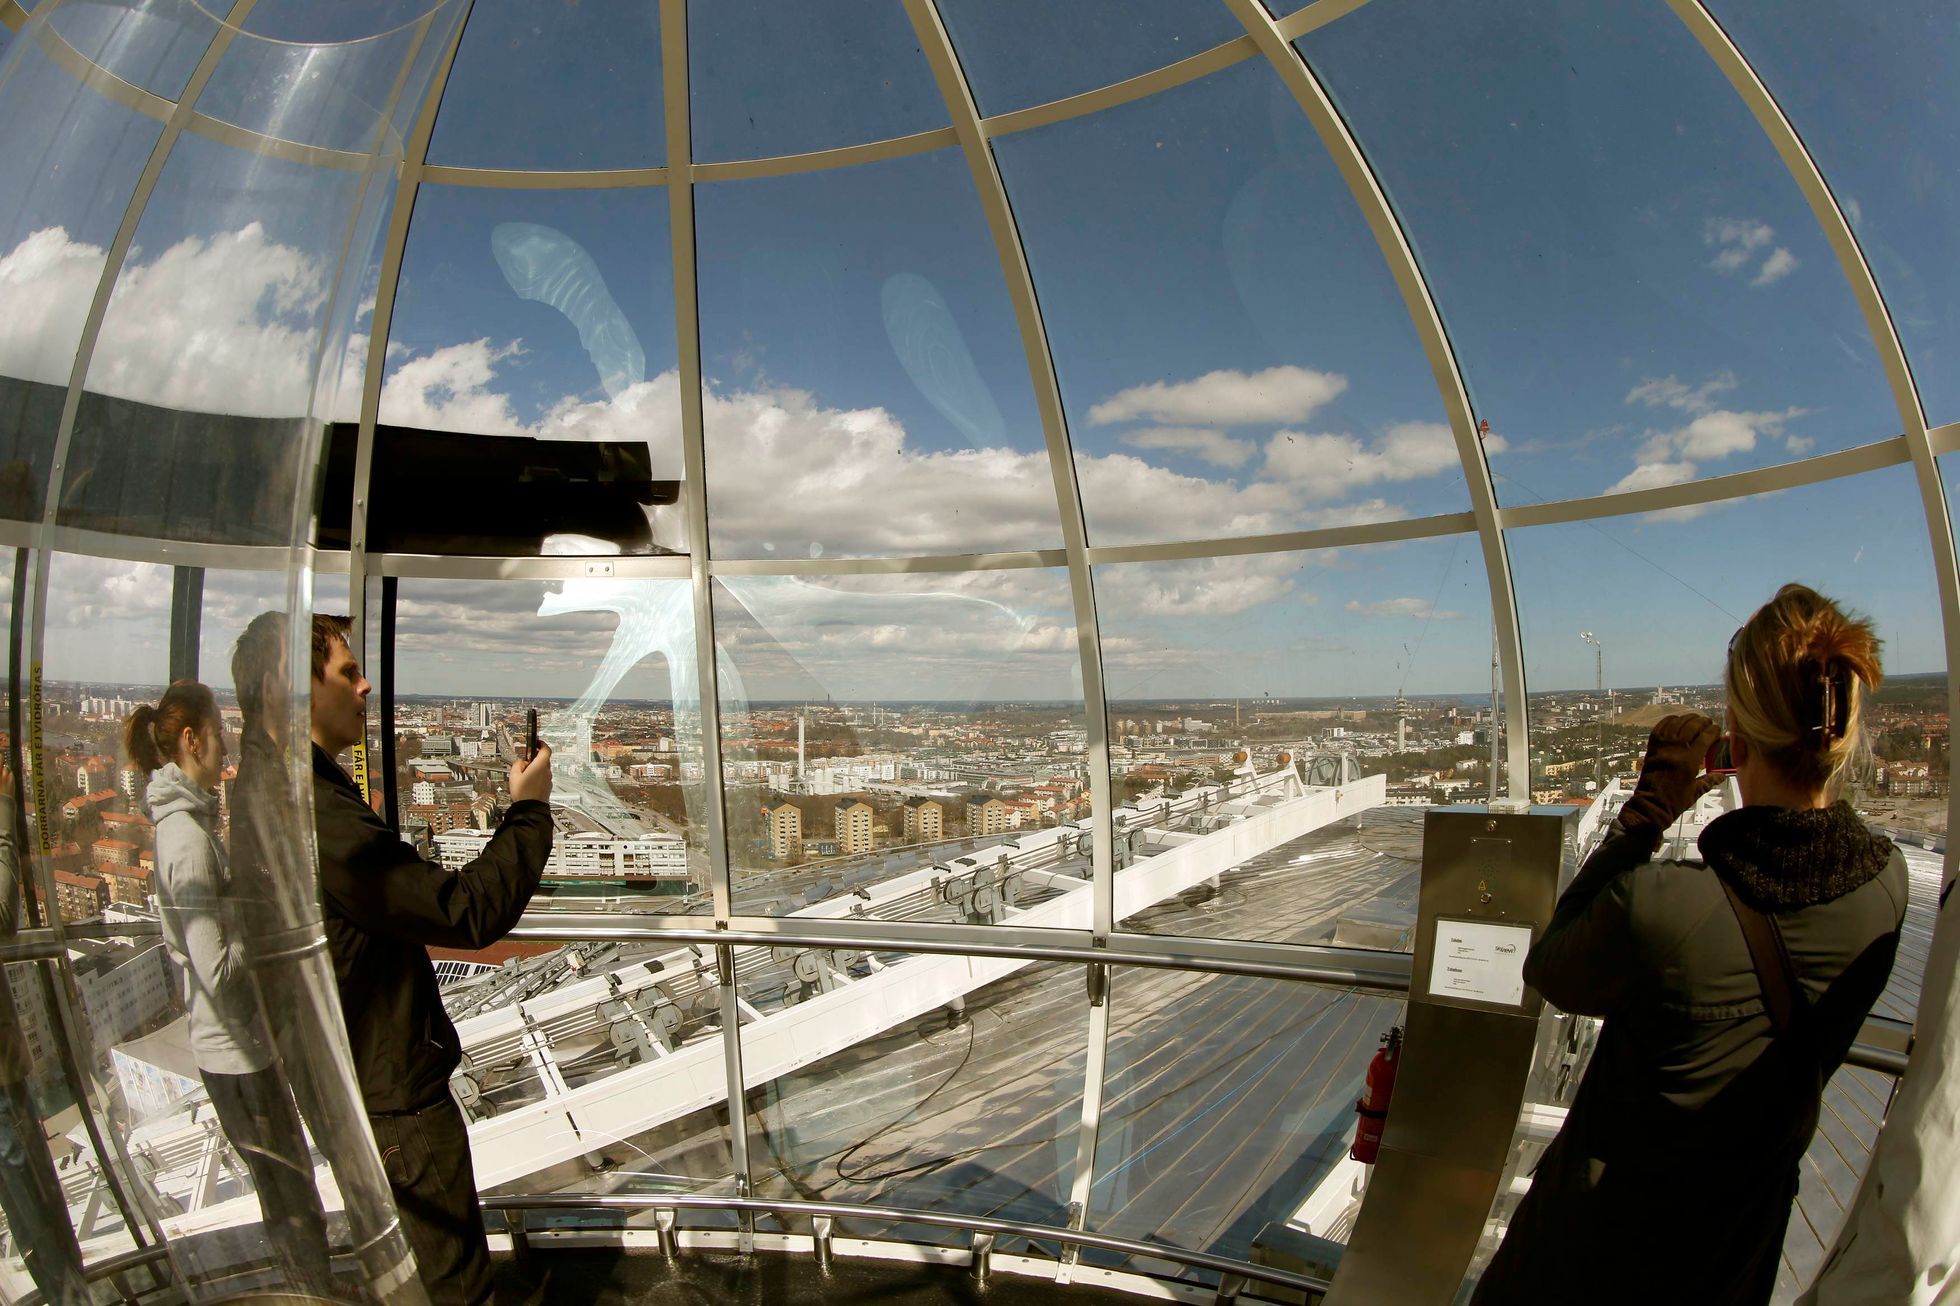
[1725,584,1883,798]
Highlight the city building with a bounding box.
[70,938,176,1050]
[100,864,151,909]
[967,794,1012,836]
[52,870,106,922]
[833,799,874,856]
[435,828,689,891]
[761,800,803,862]
[902,796,947,843]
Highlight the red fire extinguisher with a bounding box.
[1351,1025,1403,1164]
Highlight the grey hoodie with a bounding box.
[148,763,270,1076]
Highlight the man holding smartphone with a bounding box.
[307,614,553,1305]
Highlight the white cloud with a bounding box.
[1631,407,1802,468]
[0,223,326,415]
[1606,459,1697,495]
[1095,555,1303,621]
[1262,421,1488,501]
[1752,247,1799,287]
[1705,217,1796,288]
[1626,372,1737,415]
[1118,427,1255,468]
[378,338,529,434]
[1088,365,1347,427]
[1343,597,1461,620]
[1612,370,1807,500]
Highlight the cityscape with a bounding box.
[17,668,1947,940]
[2,666,1944,1291]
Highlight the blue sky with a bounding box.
[0,0,1954,701]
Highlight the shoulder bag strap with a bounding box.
[1718,874,1802,1036]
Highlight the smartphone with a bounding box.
[526,708,539,759]
[1704,734,1737,776]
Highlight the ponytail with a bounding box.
[122,681,220,777]
[123,704,164,775]
[1725,584,1883,797]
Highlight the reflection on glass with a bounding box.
[714,571,1091,922]
[1088,971,1393,1275]
[696,150,1057,559]
[198,19,425,156]
[60,129,364,544]
[42,0,217,102]
[686,0,946,163]
[1095,540,1491,943]
[745,953,1085,1238]
[996,60,1462,547]
[396,577,709,916]
[0,627,96,1296]
[1302,0,1893,503]
[939,0,1244,117]
[0,36,169,528]
[382,184,685,556]
[427,0,665,171]
[1706,1,1960,426]
[0,963,95,1301]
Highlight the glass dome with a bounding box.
[0,0,1953,1301]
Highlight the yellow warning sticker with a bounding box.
[28,661,47,854]
[348,738,370,805]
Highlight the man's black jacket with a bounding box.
[312,744,552,1114]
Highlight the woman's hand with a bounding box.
[1619,712,1723,843]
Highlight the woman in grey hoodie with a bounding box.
[127,683,331,1291]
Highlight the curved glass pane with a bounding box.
[1303,0,1897,505]
[1507,470,1940,1300]
[685,0,946,163]
[697,150,1059,559]
[1708,1,1960,427]
[199,17,425,155]
[1097,536,1491,944]
[42,0,217,102]
[393,576,710,917]
[0,32,166,528]
[715,570,1092,924]
[380,183,685,556]
[239,0,447,45]
[32,552,291,1291]
[1509,468,1942,749]
[743,951,1085,1242]
[938,0,1245,118]
[1,956,142,1289]
[61,130,364,545]
[427,0,665,172]
[1087,971,1391,1279]
[996,59,1463,548]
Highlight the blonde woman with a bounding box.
[1475,585,1908,1305]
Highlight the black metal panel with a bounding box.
[316,421,677,557]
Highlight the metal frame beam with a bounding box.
[1223,0,1530,799]
[656,0,753,1218]
[1665,2,1960,865]
[902,0,1120,1255]
[12,0,1389,193]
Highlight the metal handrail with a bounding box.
[13,1242,173,1306]
[18,916,1912,1071]
[482,1192,1332,1297]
